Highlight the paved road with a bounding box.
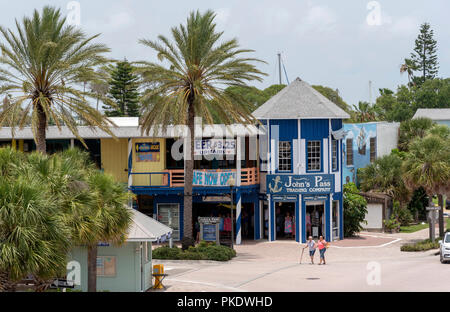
[154,229,450,292]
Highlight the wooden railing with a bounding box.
[132,168,260,188]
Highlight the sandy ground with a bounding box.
[152,226,450,292]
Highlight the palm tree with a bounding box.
[0,148,71,292]
[0,6,113,153]
[358,153,410,204]
[28,148,132,292]
[136,10,266,239]
[400,58,417,88]
[352,101,376,122]
[403,132,450,237]
[85,171,132,292]
[398,117,435,151]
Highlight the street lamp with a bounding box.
[228,176,235,250]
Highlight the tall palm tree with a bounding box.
[0,148,71,292]
[0,6,113,153]
[403,132,450,237]
[400,58,417,88]
[136,10,266,239]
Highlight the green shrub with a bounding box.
[401,238,440,252]
[152,246,182,259]
[384,215,401,232]
[181,237,195,251]
[152,242,236,261]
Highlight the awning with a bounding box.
[126,209,173,242]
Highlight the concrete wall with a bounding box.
[376,122,400,157]
[363,203,383,230]
[68,242,152,292]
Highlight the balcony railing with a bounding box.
[130,168,259,188]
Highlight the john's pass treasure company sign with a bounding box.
[266,174,334,195]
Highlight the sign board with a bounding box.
[193,170,236,187]
[198,217,220,224]
[202,224,217,241]
[303,195,328,202]
[194,139,236,156]
[135,142,160,162]
[272,195,298,202]
[202,196,231,202]
[266,174,334,195]
[51,279,75,289]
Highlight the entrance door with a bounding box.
[157,203,180,240]
[306,202,325,239]
[275,202,295,240]
[332,201,339,240]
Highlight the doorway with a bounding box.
[275,202,295,240]
[306,202,325,239]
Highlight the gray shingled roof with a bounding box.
[252,77,350,119]
[413,109,450,121]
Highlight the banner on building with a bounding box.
[266,174,334,195]
[135,142,160,162]
[194,139,236,156]
[193,170,236,187]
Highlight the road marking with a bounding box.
[332,238,402,249]
[164,278,247,292]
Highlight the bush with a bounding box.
[401,238,440,252]
[152,246,182,259]
[393,201,414,226]
[343,183,368,237]
[181,237,195,251]
[152,241,236,261]
[384,215,401,233]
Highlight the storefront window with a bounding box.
[332,139,338,171]
[278,141,292,172]
[332,201,339,240]
[307,141,321,171]
[157,203,180,240]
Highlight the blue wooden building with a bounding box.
[253,78,350,243]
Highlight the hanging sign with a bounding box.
[267,174,334,195]
[194,139,236,156]
[135,142,160,162]
[193,170,236,187]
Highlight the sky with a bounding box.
[0,0,449,107]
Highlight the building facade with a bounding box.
[0,78,350,244]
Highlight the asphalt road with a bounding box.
[154,230,450,292]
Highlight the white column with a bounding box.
[236,135,242,245]
[70,139,74,148]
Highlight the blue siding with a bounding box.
[301,119,329,139]
[270,119,298,140]
[331,119,343,131]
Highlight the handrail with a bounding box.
[130,168,259,188]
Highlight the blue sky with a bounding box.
[1,0,449,107]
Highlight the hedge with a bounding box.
[153,241,236,261]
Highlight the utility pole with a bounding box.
[278,52,282,85]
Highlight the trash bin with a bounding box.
[153,264,164,289]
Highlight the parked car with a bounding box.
[439,233,450,264]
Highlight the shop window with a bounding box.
[157,203,180,240]
[96,256,116,277]
[332,201,339,240]
[307,141,321,171]
[346,139,353,166]
[278,141,292,172]
[370,137,376,163]
[332,139,338,171]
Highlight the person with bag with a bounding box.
[317,235,329,265]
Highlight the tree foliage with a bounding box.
[398,117,435,151]
[103,61,141,117]
[410,23,439,85]
[0,6,113,153]
[343,183,368,237]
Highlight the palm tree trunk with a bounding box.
[36,103,47,154]
[87,244,98,292]
[438,194,445,237]
[0,271,16,292]
[183,102,195,239]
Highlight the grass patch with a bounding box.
[400,222,429,233]
[401,238,441,252]
[153,241,236,261]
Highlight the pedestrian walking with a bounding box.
[303,236,316,264]
[317,235,329,265]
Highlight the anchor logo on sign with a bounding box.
[268,176,282,193]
